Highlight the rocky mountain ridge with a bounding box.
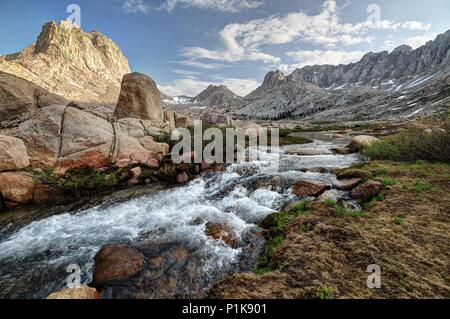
[0,20,130,104]
[167,30,450,122]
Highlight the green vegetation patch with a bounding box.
[254,201,311,275]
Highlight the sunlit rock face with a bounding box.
[0,20,130,104]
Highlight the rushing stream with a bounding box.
[0,132,362,299]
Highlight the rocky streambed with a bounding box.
[0,132,363,299]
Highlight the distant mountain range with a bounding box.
[167,30,450,122]
[164,84,243,110]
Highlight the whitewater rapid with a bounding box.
[0,136,361,298]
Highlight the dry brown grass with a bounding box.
[210,161,450,299]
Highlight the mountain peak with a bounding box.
[262,70,287,89]
[0,21,130,104]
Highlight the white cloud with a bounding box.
[401,21,431,31]
[122,0,263,13]
[403,33,438,49]
[280,50,366,73]
[159,76,259,97]
[176,59,226,70]
[171,69,202,76]
[181,0,432,65]
[122,0,151,13]
[164,0,263,12]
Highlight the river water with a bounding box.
[0,132,361,299]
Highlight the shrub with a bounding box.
[316,285,334,299]
[362,120,450,163]
[394,216,405,225]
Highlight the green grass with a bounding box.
[394,216,405,225]
[324,199,338,208]
[254,201,311,275]
[380,177,396,187]
[414,181,433,192]
[316,285,334,299]
[334,204,366,218]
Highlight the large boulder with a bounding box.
[347,135,379,152]
[15,105,65,169]
[292,179,331,197]
[47,285,101,300]
[202,112,231,126]
[0,135,30,172]
[0,172,36,205]
[55,107,114,173]
[351,181,382,201]
[93,245,145,286]
[114,72,164,122]
[0,71,67,121]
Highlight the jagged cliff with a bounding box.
[0,20,130,104]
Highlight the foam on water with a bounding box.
[0,137,362,298]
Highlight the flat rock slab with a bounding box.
[292,180,331,197]
[286,148,332,156]
[335,178,362,191]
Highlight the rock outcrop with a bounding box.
[114,73,164,122]
[0,71,67,121]
[0,20,130,104]
[12,106,170,173]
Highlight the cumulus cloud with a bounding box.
[403,33,438,49]
[159,76,259,97]
[181,0,432,65]
[122,0,263,13]
[280,50,366,73]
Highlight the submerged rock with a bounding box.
[100,241,205,299]
[93,245,145,286]
[205,222,238,248]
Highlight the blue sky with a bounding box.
[1,0,449,96]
